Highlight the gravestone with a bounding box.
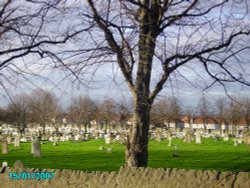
[75,134,79,141]
[84,133,89,141]
[6,135,12,144]
[31,136,34,154]
[223,134,229,141]
[166,131,172,141]
[53,137,59,146]
[33,137,41,157]
[14,134,20,147]
[13,160,24,171]
[195,132,202,144]
[65,135,70,141]
[114,134,120,141]
[98,146,104,150]
[49,136,54,142]
[237,138,243,144]
[184,131,193,143]
[243,132,250,144]
[168,136,172,147]
[233,138,238,146]
[2,162,8,168]
[155,128,162,142]
[20,137,27,142]
[106,147,112,153]
[105,134,111,144]
[99,133,104,139]
[2,137,8,154]
[1,161,8,173]
[172,144,179,157]
[60,135,66,142]
[214,134,220,142]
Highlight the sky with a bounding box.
[1,0,250,110]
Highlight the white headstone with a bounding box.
[106,147,112,153]
[53,137,59,146]
[195,132,202,144]
[31,140,34,154]
[2,162,8,168]
[60,136,66,142]
[99,133,104,139]
[2,137,8,154]
[105,134,111,144]
[98,146,104,150]
[20,137,27,142]
[14,135,20,147]
[168,136,172,147]
[155,128,162,142]
[237,138,243,144]
[75,135,79,141]
[6,136,12,144]
[84,133,89,141]
[233,138,238,146]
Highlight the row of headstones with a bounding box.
[169,131,250,146]
[1,136,41,157]
[1,134,21,154]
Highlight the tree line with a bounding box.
[1,89,249,134]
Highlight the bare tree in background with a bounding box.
[30,88,60,135]
[60,0,250,167]
[197,95,213,133]
[151,96,181,129]
[215,97,228,134]
[227,99,243,135]
[116,101,132,129]
[240,97,250,131]
[6,93,32,134]
[97,98,117,133]
[183,105,196,127]
[68,96,97,134]
[151,99,169,127]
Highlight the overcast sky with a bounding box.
[1,0,250,109]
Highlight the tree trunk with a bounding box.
[125,98,151,167]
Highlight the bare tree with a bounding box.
[30,88,60,135]
[53,1,250,167]
[197,95,213,133]
[97,98,117,133]
[68,96,97,134]
[6,93,32,134]
[0,0,87,91]
[151,96,181,129]
[183,105,196,127]
[214,97,228,134]
[116,100,132,129]
[240,97,250,131]
[0,107,8,127]
[227,99,243,135]
[151,99,169,127]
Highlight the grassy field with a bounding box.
[0,138,249,172]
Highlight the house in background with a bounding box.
[161,115,248,136]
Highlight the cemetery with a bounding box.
[0,123,250,172]
[0,131,250,187]
[0,111,250,187]
[1,0,250,187]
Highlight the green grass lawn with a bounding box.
[0,138,249,172]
